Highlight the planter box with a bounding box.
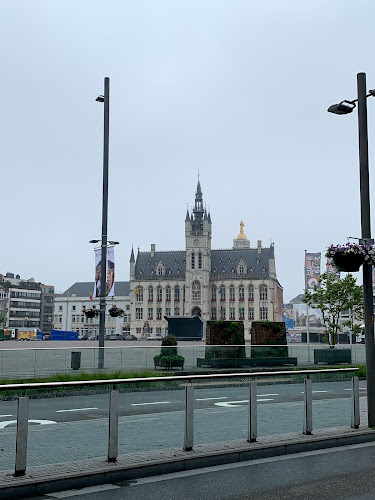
[154,360,184,370]
[197,358,255,368]
[254,357,297,367]
[314,348,351,365]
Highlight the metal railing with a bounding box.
[0,367,359,476]
[0,344,367,379]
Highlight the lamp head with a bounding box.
[89,239,100,243]
[327,100,356,115]
[95,95,105,103]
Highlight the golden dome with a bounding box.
[237,220,248,240]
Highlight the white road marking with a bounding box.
[196,397,228,401]
[56,407,98,413]
[131,401,170,406]
[259,394,279,397]
[0,419,56,429]
[300,391,328,394]
[0,414,13,418]
[215,399,274,407]
[47,483,120,497]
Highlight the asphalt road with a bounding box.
[27,440,375,500]
[0,380,364,471]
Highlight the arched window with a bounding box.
[229,285,235,301]
[239,285,244,301]
[136,286,143,302]
[198,252,202,269]
[148,286,153,302]
[157,286,162,302]
[192,281,201,302]
[191,252,195,269]
[174,285,180,302]
[260,306,268,320]
[259,285,268,301]
[211,285,217,301]
[248,284,254,301]
[219,285,226,301]
[166,285,171,302]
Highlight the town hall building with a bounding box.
[130,182,283,340]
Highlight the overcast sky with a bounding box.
[1,0,375,301]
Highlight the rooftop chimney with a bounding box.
[151,244,155,257]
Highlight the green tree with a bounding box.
[303,272,363,346]
[0,311,4,325]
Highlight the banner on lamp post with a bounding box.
[305,252,321,291]
[93,246,115,298]
[107,245,115,297]
[326,257,340,282]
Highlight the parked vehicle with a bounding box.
[0,329,11,341]
[147,334,163,341]
[123,334,137,341]
[50,330,78,341]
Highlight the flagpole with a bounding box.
[304,250,311,362]
[65,288,69,331]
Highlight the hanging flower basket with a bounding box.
[332,252,365,272]
[83,308,98,318]
[326,242,374,272]
[109,306,124,317]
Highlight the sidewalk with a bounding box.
[0,398,373,499]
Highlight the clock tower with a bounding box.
[185,180,212,319]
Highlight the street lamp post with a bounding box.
[328,72,375,426]
[96,77,110,369]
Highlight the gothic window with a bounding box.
[248,306,254,320]
[136,307,143,320]
[174,285,180,302]
[166,285,171,302]
[219,285,226,301]
[230,307,235,320]
[260,306,268,320]
[211,285,217,301]
[211,307,217,320]
[135,286,143,302]
[174,306,180,315]
[198,252,202,269]
[157,307,162,320]
[220,305,226,319]
[148,286,153,302]
[157,286,162,302]
[191,252,195,269]
[192,281,201,302]
[239,285,244,301]
[248,284,254,301]
[238,259,246,276]
[148,307,153,320]
[157,262,165,276]
[166,307,171,316]
[239,306,245,320]
[229,285,235,301]
[260,285,268,301]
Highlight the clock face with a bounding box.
[194,239,200,246]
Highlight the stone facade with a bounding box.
[130,182,283,340]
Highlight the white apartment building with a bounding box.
[54,282,130,338]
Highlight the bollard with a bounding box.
[108,389,119,462]
[184,382,194,451]
[351,376,360,429]
[248,380,257,442]
[14,397,29,476]
[303,378,312,435]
